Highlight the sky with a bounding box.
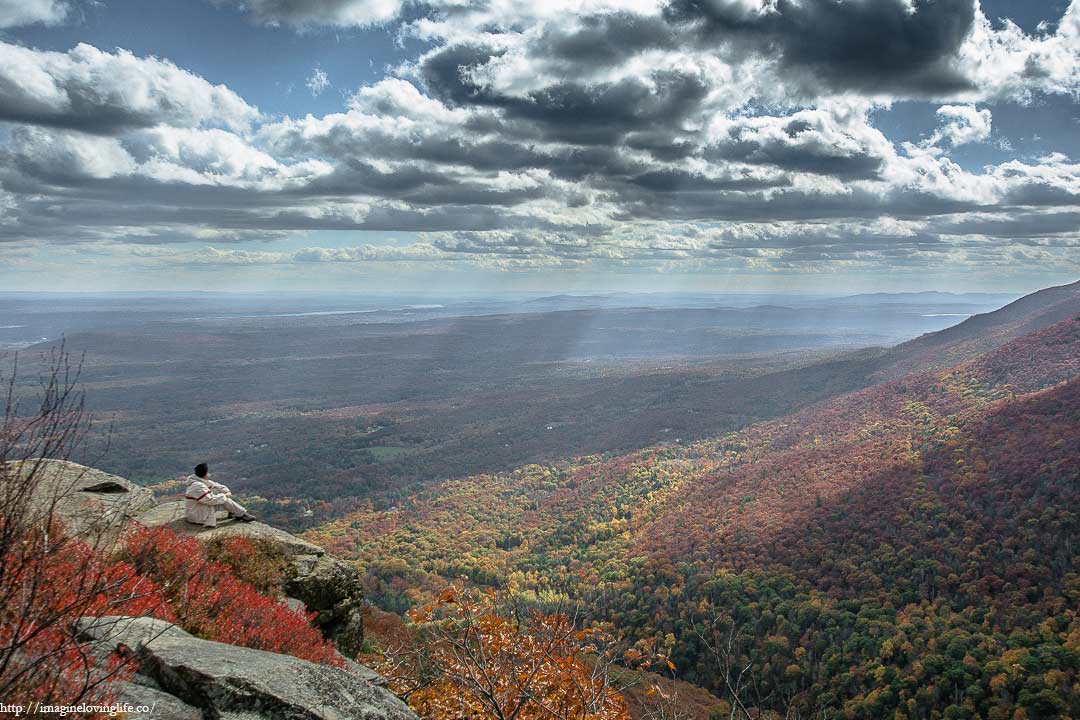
[0,0,1078,294]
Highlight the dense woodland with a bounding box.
[4,284,1077,718]
[308,292,1080,719]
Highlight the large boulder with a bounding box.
[77,616,417,720]
[136,501,366,656]
[7,459,157,538]
[14,460,368,659]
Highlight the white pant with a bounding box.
[185,493,248,527]
[218,496,248,516]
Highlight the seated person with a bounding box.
[184,463,256,526]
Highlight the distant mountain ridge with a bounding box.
[822,290,1022,305]
[873,278,1080,379]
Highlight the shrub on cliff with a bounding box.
[0,347,172,709]
[204,535,292,598]
[121,526,344,667]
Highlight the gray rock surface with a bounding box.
[136,501,325,556]
[10,459,157,537]
[285,553,367,657]
[79,617,417,720]
[113,680,204,719]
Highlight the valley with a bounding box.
[2,290,1018,527]
[3,282,1077,718]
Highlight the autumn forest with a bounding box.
[305,282,1080,719]
[2,281,1078,719]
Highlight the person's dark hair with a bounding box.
[194,463,208,478]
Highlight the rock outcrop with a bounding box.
[20,460,396,715]
[78,616,417,720]
[137,501,367,656]
[12,459,157,538]
[284,553,367,657]
[25,461,367,655]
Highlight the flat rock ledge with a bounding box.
[77,616,418,720]
[136,501,325,556]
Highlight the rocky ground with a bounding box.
[18,459,416,720]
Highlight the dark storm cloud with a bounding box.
[626,169,786,192]
[623,133,699,161]
[419,43,507,106]
[532,11,676,67]
[705,122,887,180]
[938,211,1080,238]
[299,159,453,196]
[614,184,982,224]
[417,0,978,103]
[536,145,645,182]
[267,116,548,173]
[663,0,977,96]
[502,71,710,145]
[420,43,710,145]
[1001,181,1080,207]
[0,187,533,242]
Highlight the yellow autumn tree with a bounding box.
[383,586,630,720]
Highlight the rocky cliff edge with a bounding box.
[16,459,415,720]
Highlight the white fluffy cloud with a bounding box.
[924,105,993,150]
[6,126,136,180]
[0,0,67,28]
[0,41,259,133]
[958,1,1080,101]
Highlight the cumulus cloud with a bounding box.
[1,0,1079,284]
[925,104,993,149]
[0,41,259,134]
[704,107,893,179]
[663,0,977,97]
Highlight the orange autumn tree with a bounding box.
[383,586,631,720]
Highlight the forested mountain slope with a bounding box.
[309,300,1080,718]
[871,278,1080,380]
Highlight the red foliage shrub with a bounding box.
[204,535,292,597]
[0,521,173,708]
[121,526,344,667]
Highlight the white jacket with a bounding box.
[184,475,233,527]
